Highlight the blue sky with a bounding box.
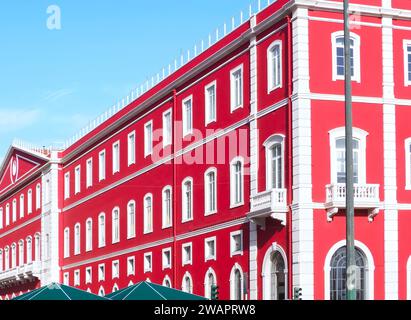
[0,0,260,162]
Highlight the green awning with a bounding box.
[106,281,208,300]
[13,283,109,300]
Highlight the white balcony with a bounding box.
[248,189,288,227]
[0,261,41,288]
[325,183,380,222]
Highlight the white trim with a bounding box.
[267,40,283,93]
[263,134,285,190]
[323,239,375,300]
[74,223,81,255]
[98,212,106,248]
[163,275,172,288]
[127,130,136,166]
[182,95,193,137]
[86,157,93,188]
[111,206,120,244]
[204,236,217,262]
[229,263,244,300]
[143,193,153,234]
[127,200,136,239]
[63,227,70,258]
[98,263,105,281]
[230,156,245,208]
[230,230,243,257]
[230,64,244,112]
[64,172,70,200]
[405,138,411,190]
[85,266,92,284]
[182,242,193,266]
[98,149,106,181]
[331,31,361,83]
[162,247,172,270]
[162,185,173,229]
[181,177,194,223]
[404,40,411,87]
[182,271,193,293]
[74,269,80,286]
[111,259,120,279]
[74,165,81,195]
[144,120,153,157]
[261,243,288,300]
[112,140,120,174]
[144,252,152,273]
[162,109,172,147]
[204,167,217,216]
[205,81,217,126]
[85,218,93,252]
[204,267,217,299]
[127,256,135,276]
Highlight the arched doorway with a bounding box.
[262,244,288,300]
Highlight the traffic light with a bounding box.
[293,287,302,300]
[210,285,219,300]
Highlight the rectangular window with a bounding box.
[144,252,152,273]
[98,264,105,281]
[36,185,41,210]
[64,173,70,199]
[112,141,120,174]
[182,243,192,266]
[63,272,69,285]
[112,208,120,244]
[162,187,172,228]
[0,208,3,229]
[86,158,93,188]
[405,40,411,86]
[19,194,24,218]
[182,96,193,136]
[5,205,10,226]
[163,109,172,147]
[162,248,171,270]
[127,256,135,276]
[231,159,244,207]
[99,150,106,181]
[12,199,16,222]
[145,121,153,157]
[27,190,32,214]
[74,165,81,194]
[230,65,243,112]
[182,178,193,222]
[205,169,217,215]
[128,131,136,166]
[74,270,80,286]
[112,260,120,279]
[85,267,92,284]
[230,231,243,257]
[205,237,216,261]
[205,82,217,125]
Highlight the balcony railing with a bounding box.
[325,183,380,222]
[0,261,41,287]
[248,189,288,226]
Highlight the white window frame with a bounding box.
[205,81,217,126]
[204,167,217,215]
[329,127,368,184]
[74,223,81,255]
[162,247,172,270]
[12,199,16,222]
[26,236,32,264]
[63,227,70,258]
[144,252,152,273]
[19,194,24,218]
[181,177,194,223]
[127,200,136,239]
[230,230,243,257]
[267,40,283,92]
[112,141,120,174]
[204,236,217,262]
[74,269,80,286]
[181,271,193,294]
[182,95,193,137]
[112,207,120,244]
[86,158,93,188]
[128,131,136,166]
[0,208,3,229]
[230,263,244,300]
[85,266,92,284]
[27,189,32,214]
[112,260,120,279]
[98,263,105,282]
[98,212,106,248]
[162,109,172,147]
[85,218,93,252]
[127,256,135,276]
[74,165,81,195]
[99,150,106,181]
[230,64,244,112]
[144,121,153,157]
[263,134,285,190]
[63,272,69,285]
[36,184,41,210]
[182,242,193,266]
[5,204,10,226]
[143,193,153,234]
[64,172,70,199]
[230,157,245,208]
[162,186,173,229]
[331,31,361,83]
[404,40,411,87]
[405,138,411,190]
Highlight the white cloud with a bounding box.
[0,108,41,133]
[42,88,74,102]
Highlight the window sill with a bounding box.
[230,251,243,257]
[162,224,172,230]
[230,202,244,209]
[230,105,243,113]
[143,230,153,235]
[267,84,282,94]
[162,265,171,271]
[204,210,217,216]
[181,218,193,224]
[205,256,216,262]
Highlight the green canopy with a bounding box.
[13,283,109,300]
[106,281,208,300]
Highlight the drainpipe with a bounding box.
[172,89,178,288]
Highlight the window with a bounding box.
[205,237,216,261]
[18,240,24,266]
[5,204,10,226]
[12,199,16,222]
[406,138,411,190]
[329,127,368,184]
[98,264,105,281]
[332,31,361,82]
[26,237,32,264]
[74,270,80,286]
[112,141,120,174]
[127,200,136,239]
[182,177,193,222]
[230,157,244,207]
[182,272,193,293]
[11,243,16,268]
[0,208,3,229]
[74,223,81,255]
[34,233,40,261]
[162,248,171,270]
[204,168,217,215]
[86,218,93,252]
[144,121,153,157]
[36,184,41,210]
[98,213,106,248]
[19,194,24,218]
[112,207,120,244]
[144,194,153,234]
[205,81,217,125]
[74,165,81,194]
[86,158,93,188]
[182,96,193,136]
[204,268,217,299]
[182,243,192,266]
[27,189,32,214]
[230,265,244,300]
[267,41,282,92]
[4,247,9,270]
[99,150,106,181]
[112,260,120,279]
[230,231,243,257]
[64,227,70,258]
[64,172,70,199]
[85,267,92,284]
[163,109,172,147]
[163,276,172,288]
[63,272,69,285]
[230,65,243,111]
[128,131,136,166]
[162,186,172,228]
[144,252,152,273]
[262,249,287,300]
[404,40,411,86]
[98,286,105,296]
[127,256,135,276]
[264,135,284,190]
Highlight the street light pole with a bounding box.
[344,0,356,300]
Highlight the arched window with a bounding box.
[230,157,244,207]
[26,237,32,264]
[112,207,120,243]
[127,200,136,239]
[5,204,10,226]
[264,135,285,190]
[182,272,193,293]
[162,186,172,228]
[329,246,367,300]
[332,31,361,83]
[98,286,105,297]
[27,189,32,214]
[262,245,288,300]
[18,240,24,266]
[112,284,119,293]
[98,213,106,248]
[64,228,70,258]
[36,184,41,210]
[4,246,10,270]
[86,218,93,252]
[163,276,172,288]
[204,168,217,215]
[12,199,17,222]
[74,223,81,255]
[267,41,282,92]
[11,243,16,268]
[19,194,24,218]
[182,178,193,222]
[230,264,244,300]
[144,194,153,233]
[34,233,40,261]
[204,268,217,299]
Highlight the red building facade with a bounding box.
[1,0,411,300]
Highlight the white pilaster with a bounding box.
[291,7,314,300]
[382,15,398,300]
